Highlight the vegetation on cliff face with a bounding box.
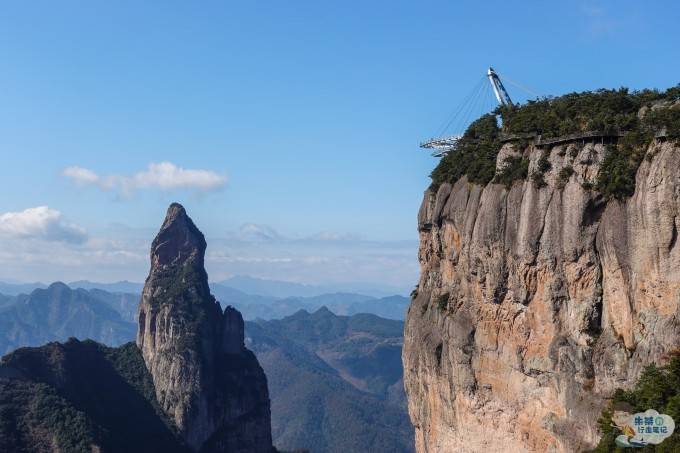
[591,355,680,452]
[429,114,501,189]
[104,342,167,416]
[430,85,680,197]
[495,156,529,188]
[436,293,449,312]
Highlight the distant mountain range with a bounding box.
[68,280,145,294]
[0,283,412,453]
[0,294,13,309]
[0,280,143,296]
[212,285,409,321]
[0,281,47,296]
[0,282,137,355]
[217,275,409,298]
[0,278,409,321]
[0,276,409,298]
[247,308,413,453]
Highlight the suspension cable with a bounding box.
[433,76,486,137]
[430,70,531,140]
[457,77,487,135]
[496,72,540,99]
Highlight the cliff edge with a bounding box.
[403,89,680,452]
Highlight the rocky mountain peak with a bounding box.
[221,305,245,354]
[314,305,332,315]
[137,203,273,452]
[46,281,70,292]
[151,202,207,269]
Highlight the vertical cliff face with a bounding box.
[403,140,680,452]
[137,203,273,452]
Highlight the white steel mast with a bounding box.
[487,67,513,107]
[421,67,514,157]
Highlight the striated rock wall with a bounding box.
[403,140,680,452]
[137,203,273,453]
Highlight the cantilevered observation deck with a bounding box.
[421,67,513,157]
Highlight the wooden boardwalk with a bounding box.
[499,130,623,147]
[536,130,623,147]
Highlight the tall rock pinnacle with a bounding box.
[137,203,273,452]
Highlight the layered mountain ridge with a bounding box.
[0,203,275,453]
[0,282,137,354]
[247,307,414,453]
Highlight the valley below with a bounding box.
[0,277,412,452]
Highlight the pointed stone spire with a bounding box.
[137,203,273,452]
[150,202,207,269]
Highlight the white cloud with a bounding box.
[232,224,362,244]
[0,206,87,244]
[63,166,99,185]
[205,225,418,291]
[238,223,283,242]
[0,215,417,292]
[307,231,361,242]
[63,162,227,195]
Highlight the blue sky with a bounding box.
[0,1,678,288]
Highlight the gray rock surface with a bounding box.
[403,140,680,452]
[137,203,273,452]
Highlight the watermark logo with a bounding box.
[612,409,675,448]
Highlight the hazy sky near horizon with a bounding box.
[1,1,678,287]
